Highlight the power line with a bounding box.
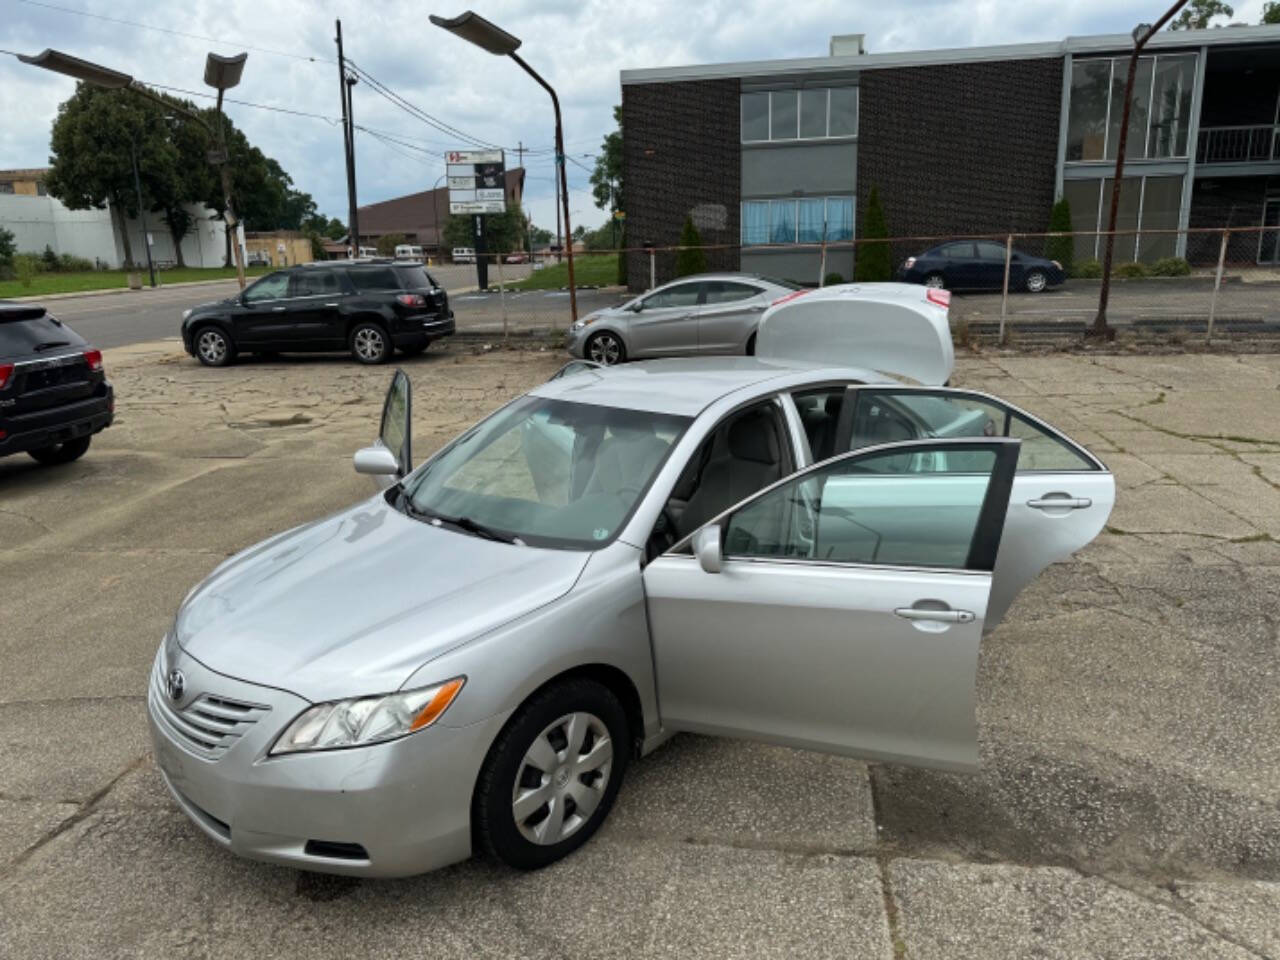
[15,0,334,65]
[143,82,342,123]
[344,59,500,150]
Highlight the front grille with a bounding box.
[149,656,270,760]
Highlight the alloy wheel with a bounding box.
[1026,271,1047,293]
[511,711,613,846]
[354,327,385,362]
[196,329,227,365]
[923,274,945,289]
[587,334,621,365]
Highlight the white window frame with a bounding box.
[741,87,859,144]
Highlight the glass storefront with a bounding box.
[1061,175,1185,262]
[1066,53,1197,162]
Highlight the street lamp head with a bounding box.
[19,48,132,89]
[1132,23,1153,44]
[429,11,521,56]
[203,52,247,92]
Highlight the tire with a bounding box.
[923,273,946,290]
[1025,270,1048,293]
[473,678,630,870]
[585,331,625,366]
[28,435,92,465]
[745,333,757,356]
[349,322,391,364]
[193,325,236,367]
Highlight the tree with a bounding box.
[442,205,528,256]
[675,216,707,277]
[1046,196,1074,276]
[590,105,623,215]
[0,226,15,272]
[1263,1,1280,22]
[1170,0,1233,28]
[529,224,553,246]
[854,186,892,282]
[376,233,407,257]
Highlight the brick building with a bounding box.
[621,25,1280,288]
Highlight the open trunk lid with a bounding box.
[755,282,955,386]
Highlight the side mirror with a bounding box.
[378,369,412,477]
[353,444,400,476]
[629,300,644,313]
[692,525,722,574]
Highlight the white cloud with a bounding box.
[2,0,1271,235]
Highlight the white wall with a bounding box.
[0,193,226,269]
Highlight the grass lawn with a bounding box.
[508,253,619,291]
[0,265,270,300]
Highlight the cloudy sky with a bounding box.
[1,0,1270,234]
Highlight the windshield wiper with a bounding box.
[33,340,71,352]
[447,515,522,545]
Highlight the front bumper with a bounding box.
[147,644,506,877]
[0,389,113,457]
[565,325,588,358]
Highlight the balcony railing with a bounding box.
[1197,124,1280,164]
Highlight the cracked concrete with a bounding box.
[1,344,1278,957]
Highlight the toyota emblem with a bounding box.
[166,668,186,702]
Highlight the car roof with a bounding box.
[658,271,784,285]
[528,357,894,417]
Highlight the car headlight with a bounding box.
[270,677,465,755]
[182,308,193,321]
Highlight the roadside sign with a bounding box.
[447,149,506,215]
[613,211,626,220]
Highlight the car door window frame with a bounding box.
[831,385,1105,473]
[641,282,704,311]
[242,272,291,304]
[702,281,764,306]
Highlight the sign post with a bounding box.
[447,149,506,291]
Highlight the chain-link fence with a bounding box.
[442,224,1280,345]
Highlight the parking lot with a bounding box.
[1,342,1278,958]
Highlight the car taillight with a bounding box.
[396,294,426,307]
[925,288,951,309]
[83,349,103,372]
[0,364,12,390]
[770,289,813,307]
[904,257,916,269]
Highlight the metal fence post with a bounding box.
[1206,228,1228,344]
[648,248,656,290]
[496,253,508,343]
[999,234,1013,345]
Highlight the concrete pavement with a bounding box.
[0,344,1278,957]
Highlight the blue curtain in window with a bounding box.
[770,200,797,244]
[826,197,854,242]
[742,201,769,245]
[797,199,825,244]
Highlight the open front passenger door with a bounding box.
[642,437,1020,773]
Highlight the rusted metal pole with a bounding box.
[1206,228,1228,344]
[999,234,1013,344]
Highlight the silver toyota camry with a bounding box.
[149,284,1115,878]
[565,272,802,365]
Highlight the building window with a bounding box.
[1061,175,1184,262]
[741,88,858,143]
[1065,54,1196,163]
[741,197,855,245]
[36,181,47,196]
[0,182,14,195]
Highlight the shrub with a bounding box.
[41,245,59,271]
[57,253,94,272]
[0,226,15,270]
[1045,197,1074,276]
[14,254,40,287]
[823,272,845,286]
[1113,261,1150,279]
[1150,257,1191,277]
[674,216,707,277]
[1073,258,1103,279]
[855,185,892,282]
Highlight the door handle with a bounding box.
[324,302,340,307]
[271,307,287,313]
[894,607,975,623]
[1027,497,1092,510]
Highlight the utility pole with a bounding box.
[554,160,562,263]
[335,20,359,257]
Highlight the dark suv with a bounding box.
[0,302,114,465]
[181,260,454,366]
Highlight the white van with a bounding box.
[357,246,377,258]
[452,247,476,264]
[395,244,424,261]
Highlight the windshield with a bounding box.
[400,396,690,550]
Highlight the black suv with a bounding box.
[0,302,114,465]
[181,260,454,366]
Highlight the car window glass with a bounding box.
[349,268,400,292]
[703,282,760,305]
[643,284,700,309]
[242,272,290,303]
[940,243,973,258]
[791,387,845,463]
[724,446,998,569]
[975,241,1008,260]
[394,265,436,289]
[1008,413,1096,470]
[292,271,342,296]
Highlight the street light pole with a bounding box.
[1091,0,1188,338]
[431,173,446,261]
[429,11,578,324]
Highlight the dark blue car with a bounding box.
[897,240,1065,293]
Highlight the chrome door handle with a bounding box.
[894,607,975,623]
[271,307,287,313]
[324,302,340,307]
[1028,497,1092,510]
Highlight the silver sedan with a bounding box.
[565,272,802,365]
[148,286,1114,878]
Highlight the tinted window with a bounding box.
[792,387,845,463]
[770,90,797,140]
[394,265,437,289]
[644,284,701,309]
[292,270,343,296]
[975,242,1008,260]
[242,272,290,303]
[828,87,858,137]
[741,92,769,142]
[349,268,401,292]
[799,88,827,138]
[703,281,761,305]
[939,243,974,259]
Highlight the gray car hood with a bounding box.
[175,497,589,703]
